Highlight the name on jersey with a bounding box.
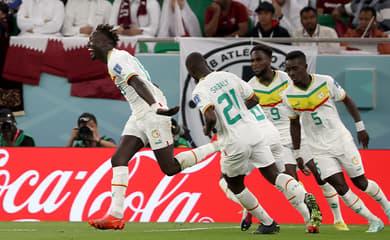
[210,79,229,93]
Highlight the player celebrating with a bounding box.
[246,44,348,231]
[284,50,390,233]
[87,25,218,230]
[186,52,322,234]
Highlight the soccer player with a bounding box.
[186,52,322,234]
[284,50,390,233]
[246,44,349,231]
[87,25,218,230]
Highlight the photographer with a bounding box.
[171,119,192,148]
[0,108,35,147]
[66,112,116,147]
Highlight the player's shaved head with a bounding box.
[185,52,212,82]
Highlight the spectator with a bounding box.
[109,0,160,37]
[240,0,260,27]
[158,0,201,37]
[4,0,22,14]
[0,108,35,147]
[62,0,112,37]
[343,6,390,55]
[293,6,340,53]
[317,0,350,15]
[170,119,190,148]
[271,0,309,34]
[16,0,65,36]
[204,0,249,37]
[66,112,116,148]
[247,2,290,40]
[0,1,9,37]
[332,0,390,32]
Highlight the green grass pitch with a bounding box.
[0,222,388,240]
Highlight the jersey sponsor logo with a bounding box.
[113,63,123,75]
[181,41,288,146]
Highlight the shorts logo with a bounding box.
[152,129,160,138]
[352,156,359,165]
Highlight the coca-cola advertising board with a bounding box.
[0,148,389,224]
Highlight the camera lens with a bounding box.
[78,125,92,140]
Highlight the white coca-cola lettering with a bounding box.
[0,149,10,198]
[0,149,218,222]
[3,169,73,213]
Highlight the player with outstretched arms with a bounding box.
[86,25,218,230]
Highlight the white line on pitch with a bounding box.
[0,229,37,232]
[144,226,240,232]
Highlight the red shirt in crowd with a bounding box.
[205,1,248,37]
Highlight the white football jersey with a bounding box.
[248,70,292,145]
[107,48,167,118]
[192,71,267,146]
[283,74,353,154]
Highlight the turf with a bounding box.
[0,222,388,240]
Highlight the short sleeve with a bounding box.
[238,77,255,101]
[108,52,139,84]
[192,88,214,114]
[327,77,346,102]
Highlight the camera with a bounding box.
[1,120,14,133]
[77,125,92,140]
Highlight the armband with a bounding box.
[355,121,365,132]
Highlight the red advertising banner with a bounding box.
[0,148,389,225]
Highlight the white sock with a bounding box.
[219,178,241,205]
[235,188,273,225]
[320,183,344,223]
[110,166,128,218]
[364,179,390,212]
[175,142,218,170]
[340,189,378,222]
[276,174,310,223]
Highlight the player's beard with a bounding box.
[256,68,268,78]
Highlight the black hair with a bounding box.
[0,108,15,120]
[360,6,376,18]
[78,112,97,126]
[250,44,272,58]
[300,6,317,17]
[95,24,119,47]
[0,2,9,16]
[285,50,307,63]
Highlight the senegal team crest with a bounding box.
[151,129,160,138]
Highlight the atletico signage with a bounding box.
[0,148,389,225]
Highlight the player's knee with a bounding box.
[351,175,368,191]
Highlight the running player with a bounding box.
[186,52,322,234]
[245,44,349,231]
[87,25,218,230]
[284,50,390,233]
